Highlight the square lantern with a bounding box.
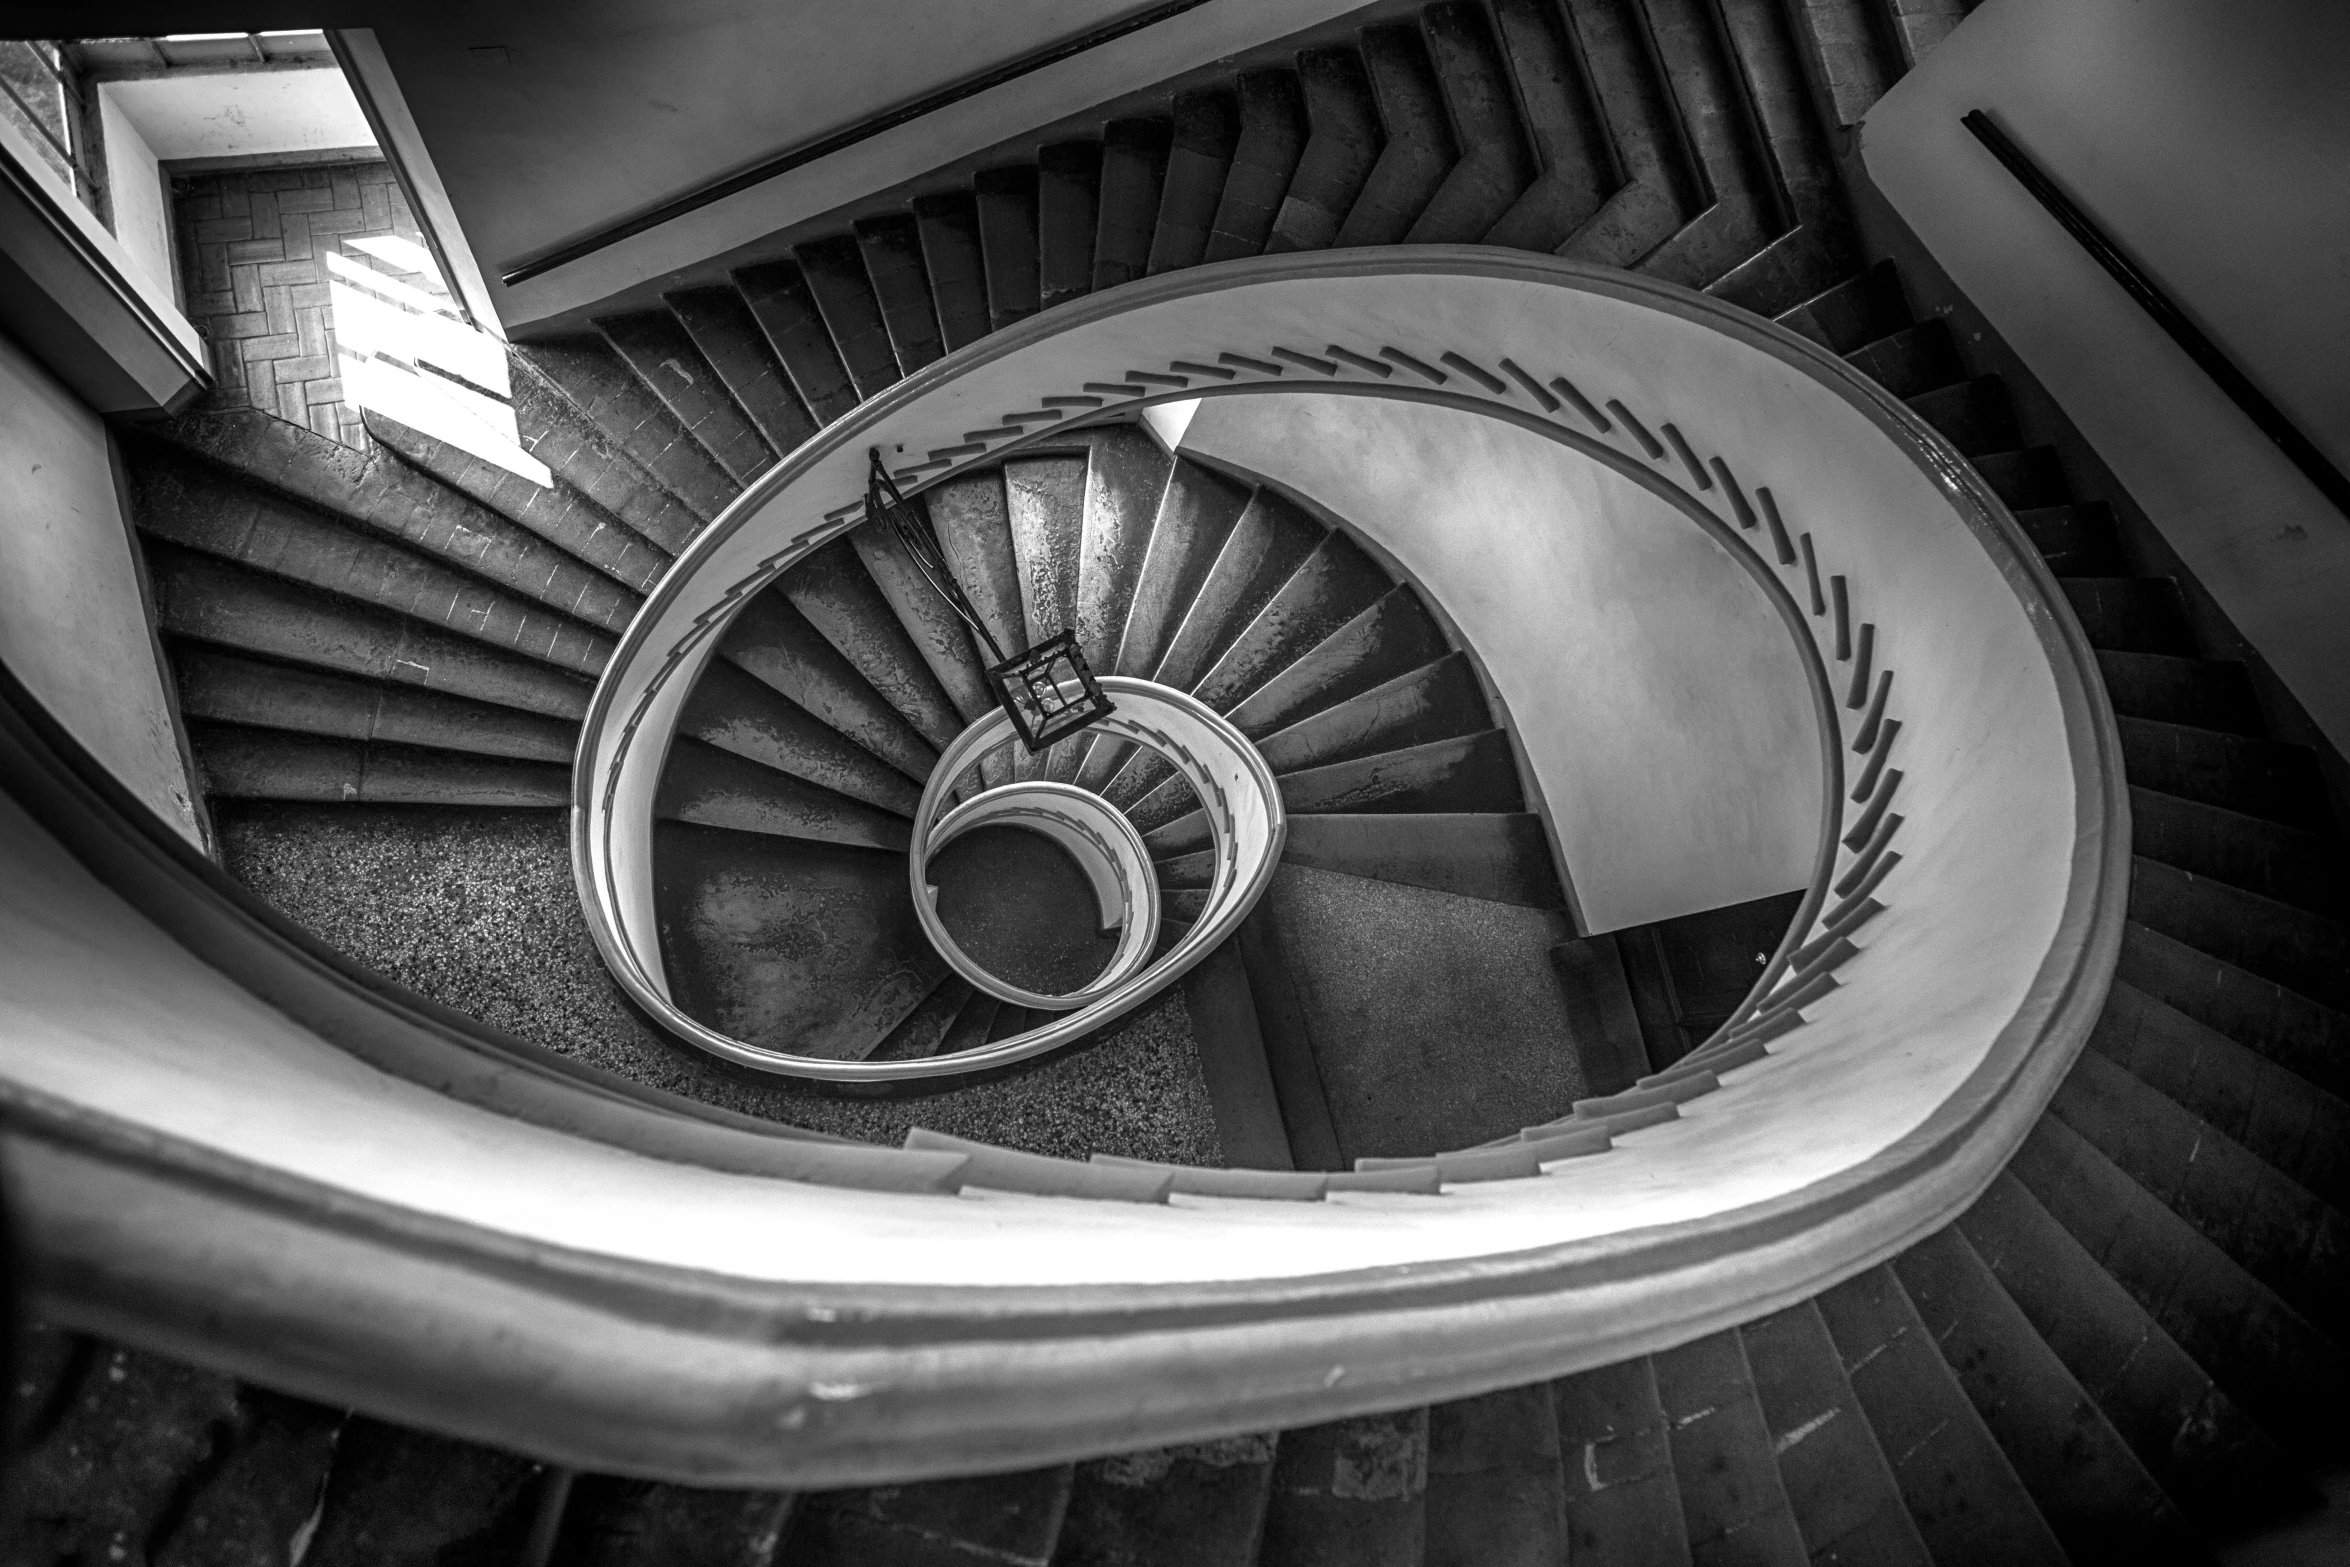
[986,630,1115,752]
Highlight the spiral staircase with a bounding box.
[4,1,2347,1564]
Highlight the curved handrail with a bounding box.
[1,249,2125,1487]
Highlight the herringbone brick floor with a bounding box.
[173,160,450,447]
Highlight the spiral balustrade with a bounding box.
[0,248,2125,1483]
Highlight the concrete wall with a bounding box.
[1178,392,1820,934]
[1862,0,2350,753]
[0,329,206,848]
[96,88,173,304]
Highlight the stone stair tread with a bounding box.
[1813,1264,2070,1567]
[1093,118,1172,290]
[553,1476,796,1566]
[855,212,949,376]
[2097,651,2265,735]
[653,819,943,1062]
[1775,261,1910,355]
[1739,1299,1932,1566]
[1038,140,1103,311]
[1146,488,1325,707]
[1204,70,1307,263]
[2009,1113,2350,1455]
[1552,1356,1695,1567]
[2130,856,2350,1013]
[913,191,993,354]
[1839,318,1962,400]
[173,643,576,765]
[2012,500,2124,576]
[1892,1224,2209,1566]
[2092,977,2350,1212]
[2061,576,2198,657]
[189,722,572,809]
[1481,0,1613,252]
[2053,1047,2350,1335]
[2130,784,2347,916]
[1340,25,1457,249]
[1054,1435,1277,1567]
[1649,1329,1809,1566]
[975,164,1043,329]
[665,282,822,457]
[1409,1,1537,245]
[795,233,904,400]
[1147,90,1238,275]
[2117,714,2333,832]
[656,734,911,852]
[732,258,863,425]
[1957,1168,2317,1532]
[1188,529,1396,715]
[1425,1382,1569,1567]
[2115,920,2350,1105]
[1223,583,1454,743]
[782,536,970,754]
[593,306,776,486]
[1259,1411,1429,1567]
[719,592,941,786]
[1075,425,1176,679]
[507,351,710,553]
[1268,48,1382,254]
[518,336,741,521]
[1251,651,1492,778]
[678,658,922,818]
[782,1465,1073,1566]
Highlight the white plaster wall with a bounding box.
[97,89,173,305]
[0,330,205,848]
[102,67,376,162]
[1178,394,1818,932]
[1863,0,2350,752]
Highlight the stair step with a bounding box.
[718,592,939,785]
[1426,1383,1568,1567]
[1248,652,1486,781]
[1004,454,1089,657]
[2054,1047,2350,1336]
[849,521,996,733]
[1141,729,1523,851]
[1268,49,1381,253]
[1092,118,1171,292]
[2118,715,2332,831]
[937,991,1003,1057]
[2093,978,2350,1211]
[1813,1265,2070,1566]
[854,213,947,376]
[926,468,1030,675]
[1162,811,1559,908]
[152,409,647,633]
[1074,425,1175,678]
[973,164,1043,329]
[781,1466,1072,1566]
[1260,1411,1429,1567]
[361,409,671,594]
[2115,920,2350,1105]
[1967,446,2069,510]
[1649,1330,1808,1565]
[1552,1356,1695,1567]
[1905,375,2018,455]
[1740,1300,1931,1565]
[2062,576,2197,656]
[1037,139,1102,310]
[1410,2,1537,244]
[1205,70,1307,262]
[174,644,575,764]
[1147,91,1239,275]
[1190,529,1395,713]
[2096,651,2263,735]
[1225,584,1454,742]
[664,284,821,456]
[553,1476,795,1566]
[1108,458,1254,693]
[796,234,902,401]
[497,332,713,557]
[731,259,862,425]
[1630,0,1778,289]
[189,723,571,808]
[1775,261,1909,355]
[912,191,992,354]
[1957,1168,2315,1533]
[2132,786,2346,915]
[2013,501,2124,576]
[1891,1225,2205,1566]
[1340,25,1457,248]
[593,307,775,486]
[306,1418,545,1564]
[781,537,968,753]
[2130,856,2350,1012]
[1481,0,1613,251]
[865,976,973,1063]
[519,337,741,520]
[654,820,941,1061]
[129,433,617,674]
[655,735,909,851]
[1841,318,1963,400]
[1055,1435,1275,1567]
[678,659,921,817]
[2009,1112,2350,1454]
[1150,488,1324,699]
[147,542,594,722]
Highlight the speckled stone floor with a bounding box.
[214,802,1223,1166]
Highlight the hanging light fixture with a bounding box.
[866,450,1115,752]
